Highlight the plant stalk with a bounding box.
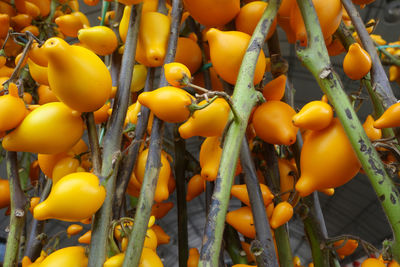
[224,225,248,264]
[296,0,400,262]
[3,151,28,267]
[240,138,279,267]
[341,0,396,109]
[88,4,142,266]
[198,1,281,266]
[85,112,102,175]
[122,1,182,266]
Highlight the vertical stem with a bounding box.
[113,68,154,219]
[85,112,102,175]
[24,177,52,261]
[100,0,110,26]
[3,151,28,267]
[122,1,182,266]
[296,0,400,262]
[174,126,188,267]
[224,225,248,264]
[341,0,396,109]
[240,139,279,267]
[199,1,281,266]
[88,4,142,266]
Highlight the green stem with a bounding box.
[85,112,102,175]
[341,0,396,109]
[273,226,294,267]
[122,0,182,266]
[45,0,57,23]
[4,151,28,267]
[87,4,142,267]
[198,1,281,266]
[224,225,248,264]
[113,68,153,219]
[240,139,279,267]
[300,195,330,267]
[100,0,110,26]
[174,126,189,267]
[296,0,400,262]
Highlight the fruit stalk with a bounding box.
[341,0,396,109]
[240,139,279,267]
[88,4,142,266]
[296,0,400,261]
[85,112,102,175]
[122,1,183,266]
[3,151,28,267]
[100,0,110,26]
[198,1,281,266]
[113,68,154,218]
[24,176,51,261]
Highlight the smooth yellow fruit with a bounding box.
[78,26,118,56]
[39,246,88,267]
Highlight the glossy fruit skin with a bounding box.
[52,156,80,184]
[388,260,400,267]
[3,102,84,154]
[94,102,110,124]
[164,62,191,88]
[0,83,26,131]
[186,174,205,201]
[43,37,112,112]
[269,201,293,229]
[179,98,230,139]
[138,12,170,67]
[187,248,200,267]
[66,224,83,236]
[290,0,342,46]
[183,0,240,27]
[78,230,91,244]
[33,172,106,221]
[374,102,400,129]
[361,258,386,267]
[262,74,286,101]
[39,246,88,267]
[103,253,125,267]
[0,14,10,38]
[278,159,297,202]
[55,13,83,37]
[175,37,202,74]
[0,179,10,209]
[151,224,170,244]
[119,5,130,43]
[130,64,148,92]
[38,152,68,178]
[199,136,221,181]
[252,101,298,145]
[151,202,174,219]
[139,247,164,267]
[135,149,171,203]
[27,58,49,85]
[343,43,372,80]
[37,85,59,105]
[78,26,118,56]
[207,28,266,85]
[231,184,274,207]
[235,1,277,40]
[333,239,358,258]
[138,86,194,123]
[226,206,256,238]
[363,115,382,141]
[295,118,361,197]
[292,101,333,131]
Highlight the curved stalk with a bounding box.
[88,4,142,266]
[85,112,102,175]
[3,151,28,267]
[198,1,281,266]
[296,0,400,262]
